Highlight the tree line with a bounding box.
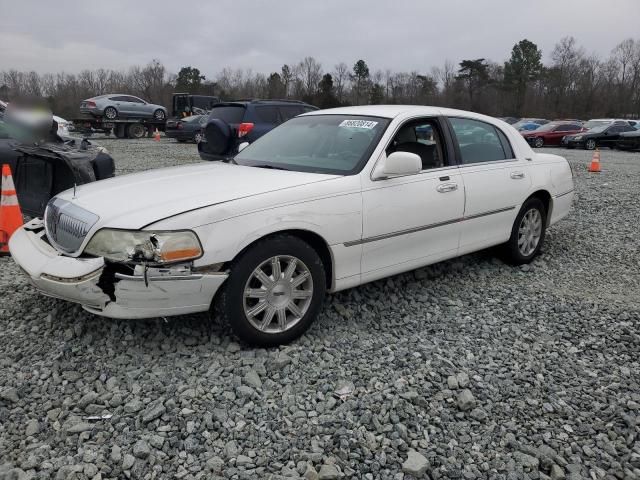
[1,36,639,120]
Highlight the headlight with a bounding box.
[84,229,203,264]
[573,135,582,140]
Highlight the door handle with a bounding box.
[511,171,525,179]
[437,182,458,193]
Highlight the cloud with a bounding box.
[0,0,638,77]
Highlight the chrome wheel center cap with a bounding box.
[268,282,291,308]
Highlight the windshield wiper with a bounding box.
[251,164,290,171]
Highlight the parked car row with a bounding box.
[512,117,640,150]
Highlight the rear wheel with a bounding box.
[153,109,166,121]
[194,132,203,143]
[585,139,597,150]
[104,106,118,120]
[214,235,326,346]
[534,137,544,148]
[501,197,547,265]
[127,123,145,139]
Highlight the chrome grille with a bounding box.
[44,197,99,253]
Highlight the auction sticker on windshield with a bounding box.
[339,119,378,129]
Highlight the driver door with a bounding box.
[359,117,465,283]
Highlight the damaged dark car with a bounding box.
[0,111,115,217]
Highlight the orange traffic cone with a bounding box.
[588,148,601,173]
[153,129,161,141]
[0,164,24,255]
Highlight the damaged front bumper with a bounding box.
[9,219,228,319]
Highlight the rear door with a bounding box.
[548,124,577,145]
[447,116,532,255]
[602,125,634,146]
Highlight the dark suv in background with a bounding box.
[198,99,317,161]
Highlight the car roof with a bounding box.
[214,99,315,107]
[303,105,489,119]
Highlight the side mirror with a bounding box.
[237,141,250,153]
[372,151,422,179]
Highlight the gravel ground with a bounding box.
[1,137,639,480]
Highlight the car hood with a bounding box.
[56,162,338,229]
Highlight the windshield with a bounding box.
[235,115,390,175]
[513,119,540,129]
[583,120,610,129]
[533,123,559,132]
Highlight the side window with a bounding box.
[607,126,620,134]
[386,118,446,170]
[449,117,513,164]
[109,96,126,102]
[254,106,280,124]
[279,106,304,121]
[127,96,145,104]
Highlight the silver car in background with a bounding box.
[80,94,167,121]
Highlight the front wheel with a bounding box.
[214,235,326,346]
[585,139,597,150]
[501,197,547,265]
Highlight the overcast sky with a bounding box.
[1,0,638,78]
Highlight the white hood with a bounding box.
[56,162,337,229]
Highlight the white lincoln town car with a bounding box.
[9,106,574,345]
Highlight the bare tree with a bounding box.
[333,62,349,104]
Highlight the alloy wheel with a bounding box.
[243,255,313,334]
[518,208,542,257]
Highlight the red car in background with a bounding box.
[521,121,586,148]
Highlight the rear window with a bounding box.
[208,105,246,124]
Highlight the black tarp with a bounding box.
[9,143,114,217]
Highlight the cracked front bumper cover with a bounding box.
[9,219,228,319]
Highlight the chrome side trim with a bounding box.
[554,189,574,198]
[464,205,516,221]
[344,206,516,247]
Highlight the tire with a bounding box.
[214,234,326,346]
[203,118,233,156]
[114,124,126,138]
[501,197,547,265]
[585,139,596,150]
[153,109,166,121]
[103,106,118,120]
[534,137,544,148]
[127,123,145,139]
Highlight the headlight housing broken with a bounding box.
[84,229,203,264]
